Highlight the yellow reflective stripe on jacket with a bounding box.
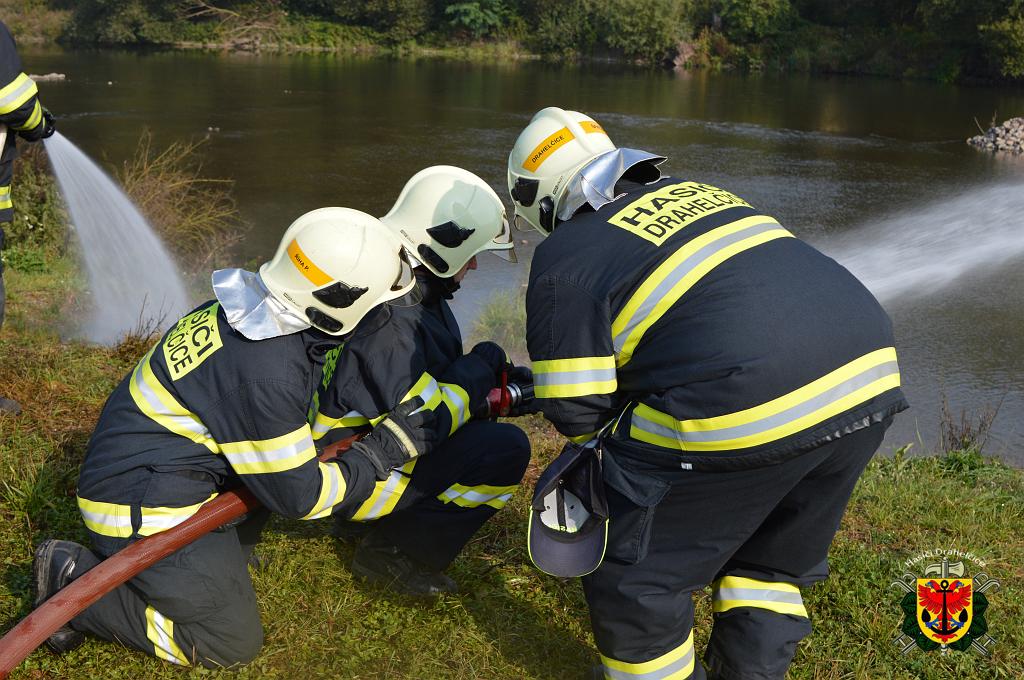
[220,425,316,475]
[437,483,518,509]
[78,496,134,538]
[0,73,37,115]
[612,216,793,367]
[712,576,808,618]
[534,356,617,399]
[439,381,471,435]
[569,430,600,444]
[600,630,695,679]
[79,494,218,538]
[310,409,370,441]
[403,371,445,412]
[0,185,11,210]
[301,460,349,519]
[630,347,901,452]
[128,347,219,453]
[350,459,416,521]
[13,99,41,130]
[145,606,191,666]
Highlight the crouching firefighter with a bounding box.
[312,166,532,596]
[508,108,909,680]
[32,208,440,668]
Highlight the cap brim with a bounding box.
[528,508,608,578]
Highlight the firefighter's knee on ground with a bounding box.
[197,613,264,669]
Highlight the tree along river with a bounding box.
[23,48,1024,464]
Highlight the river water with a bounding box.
[21,49,1024,463]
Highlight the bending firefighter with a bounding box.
[313,166,532,596]
[32,208,439,668]
[0,19,56,415]
[509,108,908,680]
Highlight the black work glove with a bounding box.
[508,365,532,384]
[347,398,437,480]
[470,341,509,374]
[18,108,56,142]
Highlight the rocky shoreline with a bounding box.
[968,116,1024,154]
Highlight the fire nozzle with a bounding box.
[483,375,535,418]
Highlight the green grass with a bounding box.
[1,147,1022,679]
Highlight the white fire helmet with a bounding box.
[381,165,517,277]
[260,207,415,335]
[507,107,616,236]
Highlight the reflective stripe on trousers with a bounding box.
[712,576,808,618]
[601,631,695,680]
[145,605,191,665]
[437,483,518,509]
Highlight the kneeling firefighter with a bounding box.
[508,108,908,679]
[32,208,439,668]
[312,166,533,596]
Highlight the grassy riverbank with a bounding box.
[1,153,1023,678]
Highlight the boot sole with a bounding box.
[33,539,59,608]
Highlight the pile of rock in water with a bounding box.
[968,117,1024,154]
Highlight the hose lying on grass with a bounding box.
[0,434,362,678]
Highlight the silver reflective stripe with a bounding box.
[441,488,514,506]
[413,378,440,413]
[311,410,364,437]
[603,647,694,680]
[362,469,405,519]
[441,386,468,426]
[80,506,131,532]
[0,77,35,112]
[317,462,342,514]
[222,435,314,466]
[613,221,782,354]
[534,367,618,387]
[149,609,186,665]
[132,366,211,439]
[714,588,804,605]
[632,361,898,445]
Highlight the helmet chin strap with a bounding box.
[212,268,312,340]
[556,148,667,223]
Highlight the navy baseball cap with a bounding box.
[528,441,609,577]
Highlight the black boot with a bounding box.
[33,539,90,654]
[330,515,372,543]
[351,532,457,597]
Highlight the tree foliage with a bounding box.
[56,0,1024,80]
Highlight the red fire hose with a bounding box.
[0,434,360,678]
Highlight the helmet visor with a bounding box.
[489,217,518,263]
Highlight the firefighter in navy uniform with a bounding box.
[31,208,440,668]
[312,166,531,596]
[508,108,909,680]
[0,19,56,414]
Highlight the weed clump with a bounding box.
[117,130,248,279]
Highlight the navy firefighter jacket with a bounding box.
[527,176,909,473]
[308,271,498,521]
[311,270,497,447]
[77,300,380,539]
